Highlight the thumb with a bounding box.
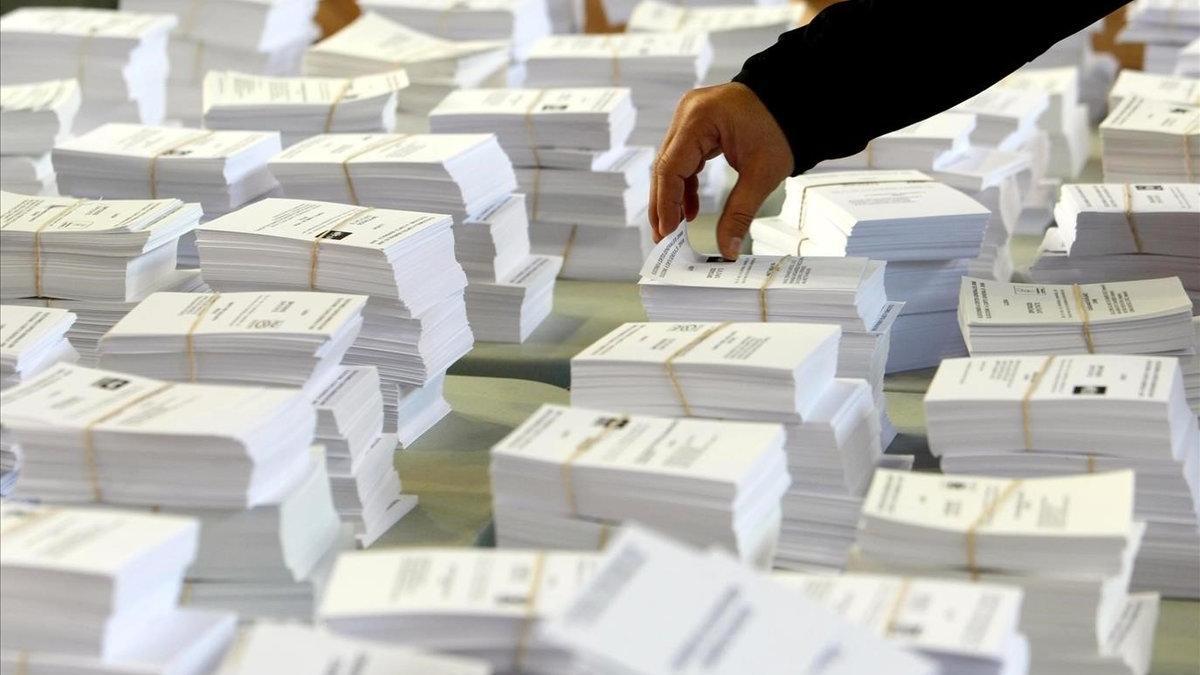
[716,172,773,260]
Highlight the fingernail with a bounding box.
[723,237,742,260]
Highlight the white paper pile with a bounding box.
[53,124,281,219]
[97,291,367,394]
[197,198,470,437]
[1177,37,1200,76]
[490,403,789,567]
[1109,70,1200,109]
[998,67,1090,178]
[1022,21,1117,123]
[524,33,712,146]
[303,13,510,130]
[203,70,411,146]
[540,526,936,675]
[1,79,80,195]
[815,112,976,172]
[954,88,1050,152]
[319,547,603,673]
[926,354,1200,599]
[0,191,201,303]
[358,0,550,64]
[0,503,237,675]
[850,469,1149,674]
[601,0,788,27]
[1100,96,1200,183]
[1118,0,1200,74]
[0,8,174,131]
[119,0,319,124]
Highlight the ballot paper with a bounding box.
[997,66,1089,178]
[1109,70,1200,110]
[540,526,936,675]
[815,112,976,172]
[1,362,316,509]
[0,305,77,389]
[1032,592,1160,675]
[0,191,201,302]
[1051,183,1199,256]
[515,146,653,227]
[203,70,411,146]
[120,0,318,52]
[0,8,175,129]
[957,276,1195,355]
[221,623,492,675]
[0,79,80,156]
[319,548,603,672]
[1118,0,1200,59]
[1100,96,1200,183]
[490,403,789,567]
[358,0,551,61]
[953,88,1050,151]
[530,216,653,281]
[466,253,561,342]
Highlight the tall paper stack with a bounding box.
[1100,96,1200,183]
[0,503,237,674]
[814,112,977,173]
[119,0,319,124]
[1022,21,1117,124]
[0,79,80,196]
[1108,70,1200,110]
[1118,0,1200,74]
[998,67,1090,179]
[303,13,510,131]
[0,8,174,131]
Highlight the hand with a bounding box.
[649,82,794,260]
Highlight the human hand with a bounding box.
[649,82,794,260]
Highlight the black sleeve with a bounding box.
[733,0,1130,175]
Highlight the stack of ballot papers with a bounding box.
[626,1,802,84]
[319,547,604,672]
[1118,0,1200,74]
[1108,70,1200,109]
[53,123,281,219]
[0,8,174,130]
[0,79,80,195]
[358,0,551,62]
[202,70,410,146]
[303,13,510,130]
[1022,22,1118,122]
[0,502,237,675]
[601,0,791,26]
[998,67,1090,178]
[850,469,1147,674]
[814,112,976,172]
[221,623,492,674]
[540,526,937,675]
[197,198,471,436]
[523,33,712,146]
[958,276,1195,356]
[1100,96,1200,183]
[119,0,319,124]
[0,191,201,303]
[490,404,790,567]
[925,354,1200,599]
[312,365,415,545]
[1177,37,1200,76]
[531,216,654,281]
[96,291,367,395]
[953,88,1050,152]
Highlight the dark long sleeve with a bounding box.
[733,0,1129,175]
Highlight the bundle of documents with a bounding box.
[1100,96,1200,183]
[358,0,551,61]
[0,8,174,130]
[530,217,654,281]
[97,291,367,394]
[197,198,472,434]
[319,547,603,672]
[953,88,1050,151]
[0,305,78,390]
[303,13,510,129]
[465,253,561,342]
[202,70,410,146]
[0,79,80,195]
[814,112,976,172]
[850,469,1147,673]
[1118,0,1200,74]
[1177,37,1200,76]
[541,526,936,675]
[925,354,1200,598]
[490,404,789,567]
[958,276,1195,356]
[998,67,1090,178]
[0,191,201,303]
[1108,70,1200,109]
[626,1,802,84]
[524,33,712,145]
[0,503,237,674]
[221,623,492,675]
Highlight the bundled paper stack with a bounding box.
[358,0,551,65]
[776,572,1030,675]
[524,33,712,146]
[850,469,1150,675]
[312,365,415,546]
[998,67,1090,178]
[1118,0,1200,74]
[1178,37,1200,76]
[319,547,603,673]
[570,321,893,569]
[1028,183,1200,310]
[0,79,80,195]
[0,192,201,303]
[119,0,319,124]
[303,13,510,130]
[815,112,976,172]
[1100,96,1200,183]
[197,198,471,438]
[222,623,492,674]
[954,88,1050,152]
[0,503,237,675]
[270,133,558,342]
[626,1,802,85]
[53,124,281,220]
[430,86,654,281]
[540,526,937,675]
[490,403,790,567]
[1022,21,1117,122]
[202,70,411,147]
[0,8,174,131]
[926,354,1200,599]
[601,0,790,27]
[753,170,991,372]
[1109,70,1200,110]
